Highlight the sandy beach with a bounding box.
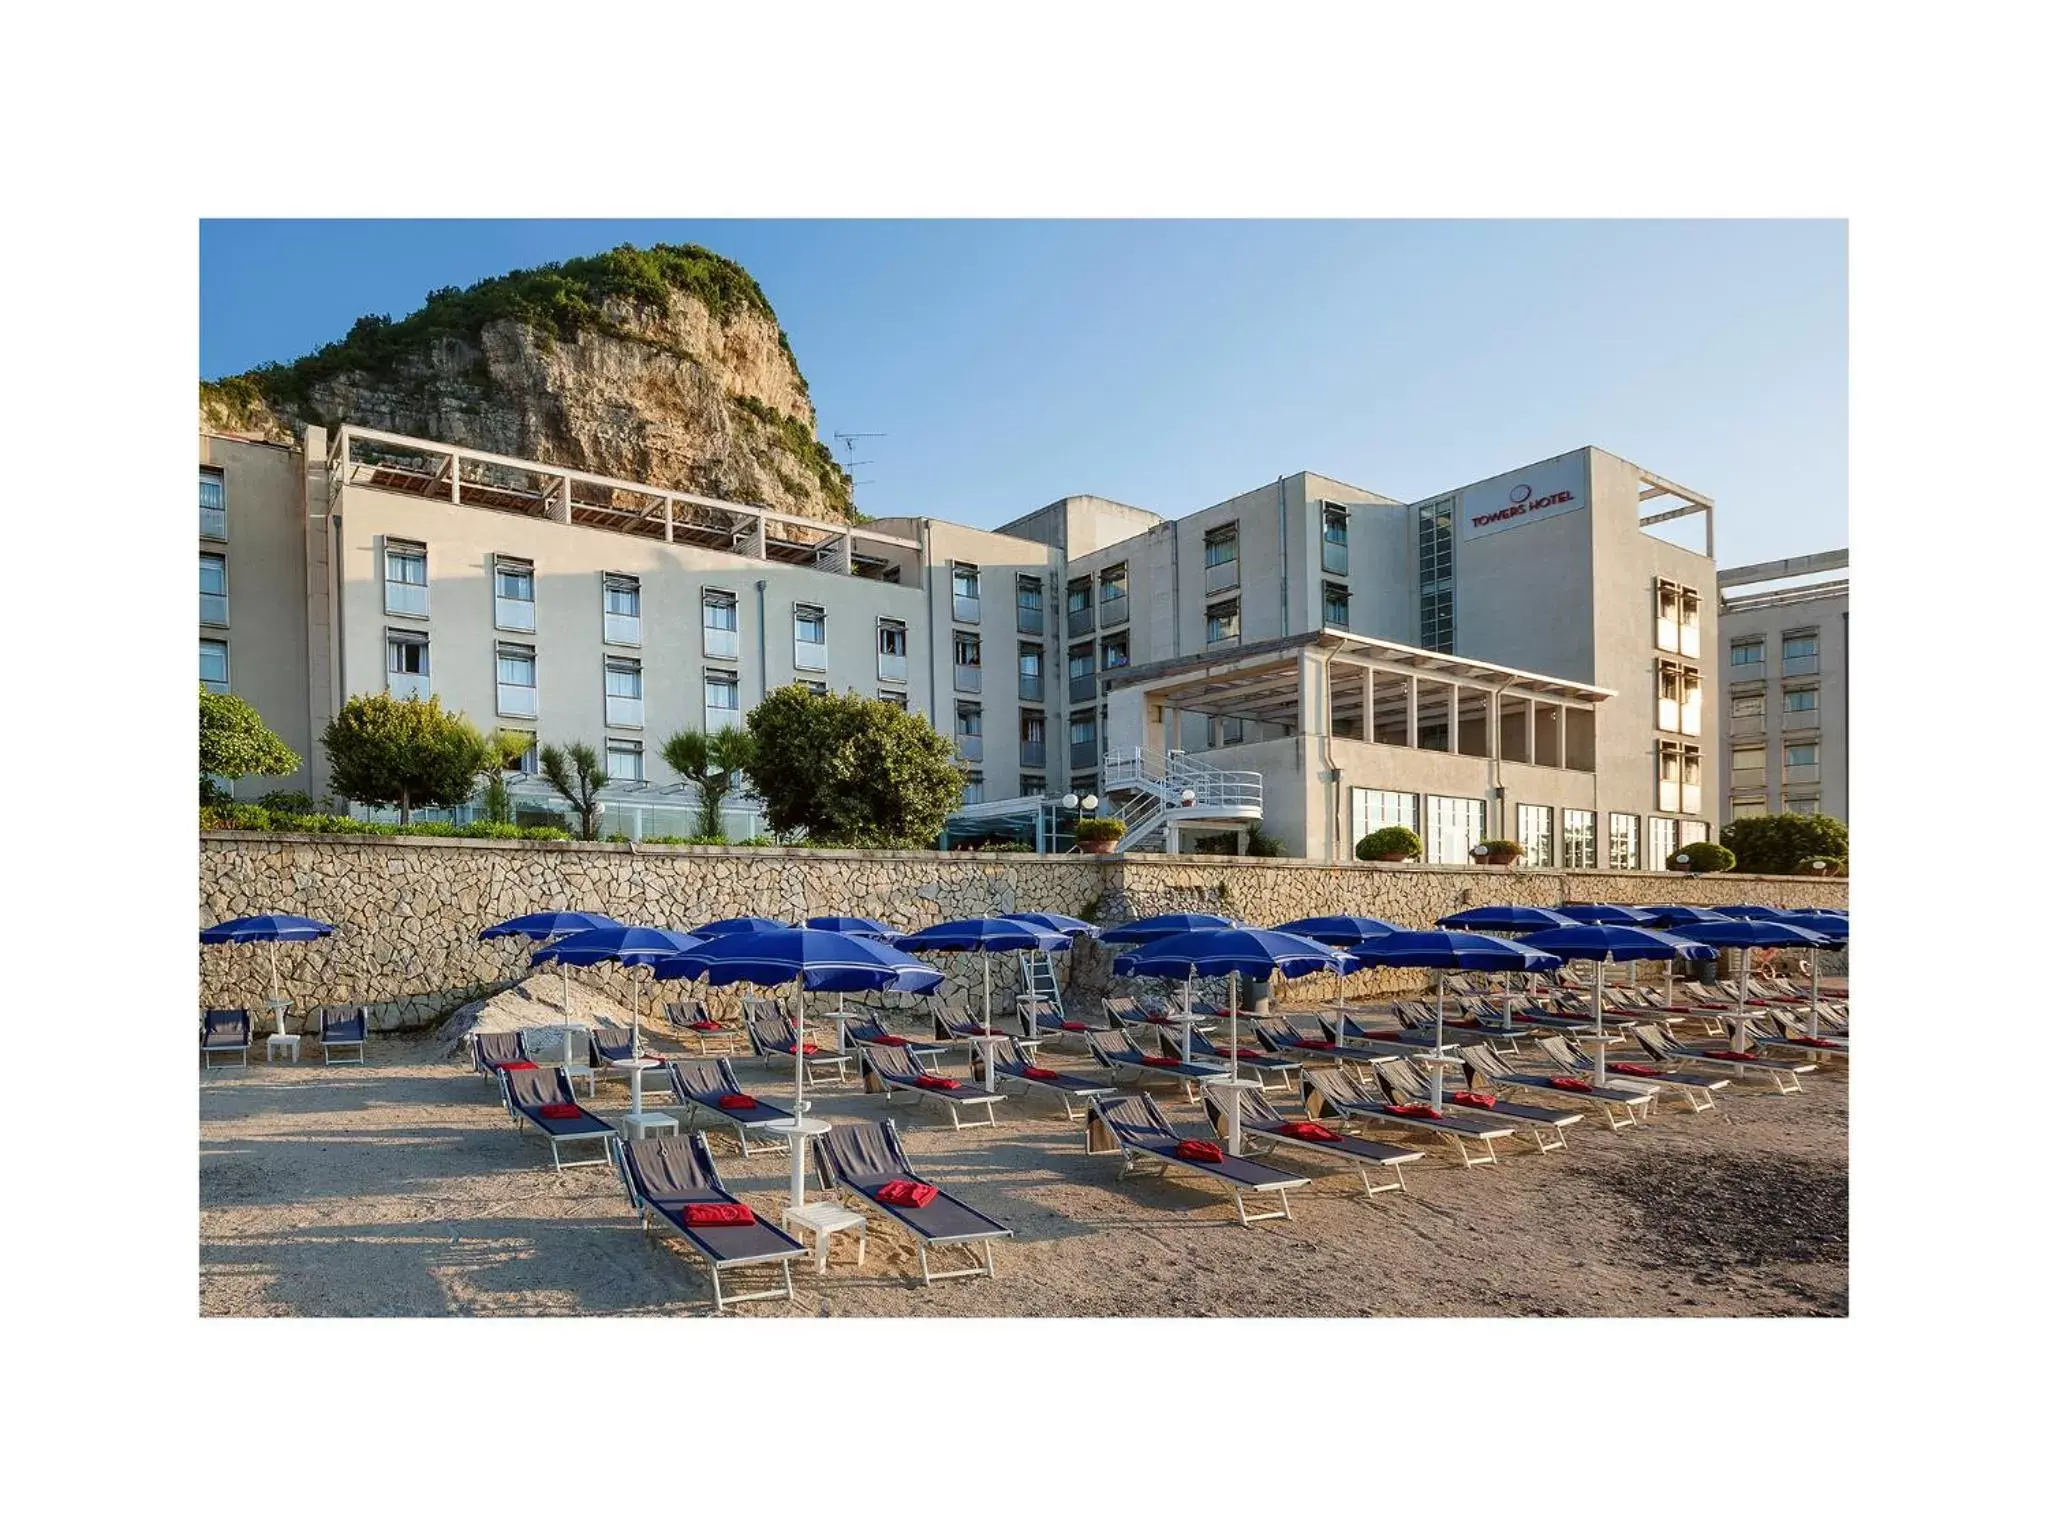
[200,990,1847,1319]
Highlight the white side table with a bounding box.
[620,1110,677,1142]
[266,1034,301,1064]
[783,1200,866,1273]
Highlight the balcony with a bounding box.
[1068,606,1095,638]
[385,583,429,619]
[795,639,828,673]
[1204,558,1239,595]
[1321,539,1348,576]
[879,652,909,684]
[604,611,641,646]
[955,734,984,763]
[1728,713,1765,738]
[387,672,428,701]
[1099,594,1129,628]
[1020,739,1046,768]
[1681,701,1702,736]
[200,504,227,541]
[953,664,982,694]
[1018,672,1044,703]
[1679,624,1701,659]
[1070,738,1098,772]
[1682,785,1702,814]
[201,593,228,628]
[1069,673,1097,703]
[606,694,645,729]
[497,684,538,718]
[1017,603,1044,636]
[1784,761,1821,785]
[1729,766,1767,789]
[1783,652,1819,677]
[952,592,982,625]
[496,596,536,632]
[704,624,740,661]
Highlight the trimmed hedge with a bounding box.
[1355,825,1423,861]
[1669,841,1737,873]
[201,804,569,840]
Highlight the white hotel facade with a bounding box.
[201,424,1724,866]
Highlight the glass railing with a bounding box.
[497,596,536,632]
[201,594,228,627]
[200,505,227,540]
[955,734,984,762]
[497,684,537,718]
[604,612,641,646]
[1017,605,1044,635]
[953,664,982,694]
[605,695,644,728]
[1204,558,1239,594]
[1070,740,1097,771]
[1020,740,1045,768]
[1782,653,1819,676]
[705,705,742,734]
[1018,674,1043,702]
[952,594,982,624]
[878,653,909,683]
[1099,595,1129,628]
[386,583,430,618]
[387,673,429,701]
[1321,540,1348,576]
[1068,607,1095,637]
[1069,673,1096,702]
[704,625,740,660]
[795,639,828,672]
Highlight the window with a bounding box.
[1099,563,1129,624]
[877,618,909,682]
[200,552,228,627]
[1678,586,1701,658]
[385,628,429,699]
[604,657,644,728]
[1658,739,1702,813]
[1518,805,1555,866]
[951,561,981,624]
[1069,713,1098,769]
[1205,599,1240,646]
[702,588,739,660]
[1782,631,1819,675]
[1203,523,1240,593]
[514,738,539,775]
[1784,741,1821,784]
[1647,817,1677,870]
[606,738,644,783]
[1321,502,1349,575]
[879,689,908,710]
[1214,714,1244,746]
[802,680,829,697]
[1657,660,1704,736]
[1020,710,1046,767]
[199,467,226,540]
[1784,686,1819,715]
[1020,775,1046,799]
[705,668,742,731]
[1352,788,1421,843]
[953,630,982,693]
[1067,644,1096,702]
[1608,812,1642,870]
[384,539,428,617]
[793,603,827,672]
[1785,796,1821,816]
[495,643,537,717]
[1322,582,1349,628]
[1425,794,1487,865]
[962,773,985,807]
[1729,689,1766,729]
[200,637,229,693]
[1016,574,1044,635]
[1418,496,1456,651]
[494,557,536,632]
[1730,743,1766,789]
[1730,793,1768,817]
[603,574,641,646]
[1018,644,1044,703]
[1066,577,1094,635]
[954,703,983,761]
[1100,631,1130,671]
[1730,638,1764,668]
[1561,809,1596,869]
[1677,819,1709,848]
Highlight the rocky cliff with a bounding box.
[200,243,857,523]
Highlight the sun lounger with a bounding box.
[1155,1025,1299,1093]
[1392,999,1531,1052]
[504,1066,618,1172]
[1530,1033,1725,1114]
[1373,1055,1582,1153]
[989,1039,1112,1120]
[739,997,788,1029]
[1086,1028,1226,1099]
[665,1000,741,1053]
[932,998,1025,1042]
[1318,1011,1437,1051]
[1199,1082,1424,1196]
[471,1030,529,1075]
[1254,1019,1404,1068]
[1084,1093,1309,1225]
[747,1017,851,1083]
[1627,1022,1818,1095]
[201,1007,251,1069]
[1299,1065,1521,1168]
[1019,997,1097,1044]
[1746,1012,1851,1064]
[662,1059,794,1156]
[589,1022,653,1073]
[312,1004,367,1065]
[860,1044,1005,1128]
[614,1133,804,1311]
[1457,1042,1659,1130]
[814,1119,1012,1283]
[845,1014,951,1067]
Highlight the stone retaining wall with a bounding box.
[199,833,1847,1031]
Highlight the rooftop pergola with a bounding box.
[326,424,919,583]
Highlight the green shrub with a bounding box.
[1243,823,1287,858]
[1355,825,1422,861]
[200,806,567,840]
[256,790,318,814]
[1670,841,1737,873]
[1073,817,1126,845]
[1720,813,1847,875]
[1474,837,1525,859]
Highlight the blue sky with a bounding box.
[200,220,1845,566]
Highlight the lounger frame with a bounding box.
[818,1120,1010,1285]
[1085,1095,1307,1226]
[201,1009,251,1070]
[1301,1068,1516,1169]
[1200,1084,1422,1197]
[860,1046,1003,1129]
[610,1136,799,1312]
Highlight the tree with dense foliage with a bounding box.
[745,686,965,846]
[478,728,534,825]
[1720,814,1849,875]
[1355,825,1423,861]
[199,688,301,799]
[1669,840,1737,873]
[660,725,755,841]
[321,692,493,825]
[540,742,609,841]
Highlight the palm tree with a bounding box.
[539,742,608,841]
[661,725,754,842]
[480,728,533,824]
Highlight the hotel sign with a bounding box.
[1458,456,1589,541]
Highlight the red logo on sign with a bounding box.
[1510,483,1532,504]
[1472,483,1576,528]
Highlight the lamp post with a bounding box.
[1675,852,1693,878]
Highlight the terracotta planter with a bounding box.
[1077,839,1116,855]
[1479,850,1519,866]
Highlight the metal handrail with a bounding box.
[1103,746,1262,811]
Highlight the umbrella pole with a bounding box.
[983,952,996,1092]
[1809,949,1824,1032]
[791,984,808,1211]
[1182,965,1196,1063]
[1226,971,1243,1155]
[1334,963,1346,1047]
[631,968,643,1058]
[268,946,284,1037]
[1432,973,1446,1112]
[1735,949,1751,1053]
[1592,959,1607,1087]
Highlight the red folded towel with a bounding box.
[1704,1049,1760,1062]
[1281,1121,1341,1142]
[796,1042,820,1055]
[1022,1066,1060,1081]
[681,1202,755,1227]
[1606,1062,1661,1078]
[872,1033,911,1046]
[1548,1076,1593,1091]
[1790,1037,1841,1049]
[1061,1019,1090,1031]
[500,1060,538,1071]
[1451,1090,1497,1109]
[1360,1029,1406,1041]
[875,1179,939,1208]
[1386,1103,1443,1119]
[686,1021,725,1032]
[536,1103,581,1120]
[914,1073,962,1090]
[1175,1138,1225,1162]
[1139,1054,1178,1068]
[715,1092,759,1110]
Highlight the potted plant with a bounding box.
[1073,816,1125,854]
[1669,840,1736,873]
[1355,825,1423,863]
[1472,838,1524,867]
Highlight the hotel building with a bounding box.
[1716,549,1849,826]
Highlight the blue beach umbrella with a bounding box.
[902,918,1074,1089]
[1554,903,1657,925]
[1273,915,1402,1044]
[1774,912,1848,1026]
[1437,905,1580,933]
[691,915,795,939]
[656,928,942,1209]
[803,915,908,939]
[1639,904,1724,927]
[479,911,622,1026]
[1712,904,1785,920]
[1003,912,1099,938]
[201,914,335,1034]
[1116,926,1351,1152]
[1665,919,1836,1050]
[1348,929,1564,1108]
[1097,912,1238,944]
[1528,925,1713,1085]
[530,926,700,1061]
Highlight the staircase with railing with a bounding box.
[1100,746,1264,852]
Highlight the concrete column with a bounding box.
[1406,673,1418,747]
[1361,666,1374,743]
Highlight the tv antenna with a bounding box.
[834,431,887,457]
